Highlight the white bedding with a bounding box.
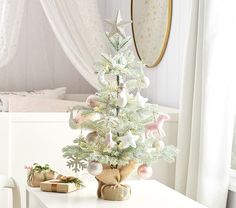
[0,87,67,112]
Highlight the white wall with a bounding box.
[0,0,191,108]
[103,0,191,108]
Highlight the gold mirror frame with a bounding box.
[131,0,172,68]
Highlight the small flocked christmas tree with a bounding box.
[63,11,176,200]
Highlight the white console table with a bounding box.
[26,180,207,208]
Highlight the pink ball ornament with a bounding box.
[86,95,100,108]
[137,164,153,179]
[87,161,103,176]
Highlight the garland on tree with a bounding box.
[62,11,177,178]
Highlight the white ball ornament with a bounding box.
[137,164,153,179]
[87,161,103,176]
[141,76,150,88]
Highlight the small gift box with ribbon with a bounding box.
[26,163,55,187]
[40,175,83,193]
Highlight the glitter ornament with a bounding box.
[137,164,153,179]
[87,161,103,176]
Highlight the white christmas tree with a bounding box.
[63,11,176,179]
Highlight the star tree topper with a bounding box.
[105,10,132,38]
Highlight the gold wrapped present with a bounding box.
[40,176,83,193]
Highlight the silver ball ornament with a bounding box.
[137,164,153,179]
[87,161,103,176]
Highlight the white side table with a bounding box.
[26,180,207,208]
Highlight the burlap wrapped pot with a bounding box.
[96,161,136,201]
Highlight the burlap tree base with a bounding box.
[96,161,135,201]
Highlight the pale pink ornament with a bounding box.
[104,131,115,148]
[87,161,103,176]
[137,164,153,179]
[86,131,98,143]
[86,95,100,108]
[145,113,170,138]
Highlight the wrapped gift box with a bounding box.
[40,179,79,193]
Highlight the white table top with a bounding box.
[27,180,207,208]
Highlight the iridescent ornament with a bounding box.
[87,161,103,176]
[137,164,153,179]
[86,131,98,143]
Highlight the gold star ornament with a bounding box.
[105,10,132,38]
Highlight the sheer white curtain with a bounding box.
[175,0,236,207]
[0,0,25,68]
[40,0,108,89]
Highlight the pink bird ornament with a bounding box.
[145,113,170,138]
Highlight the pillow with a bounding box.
[8,95,81,112]
[0,87,66,112]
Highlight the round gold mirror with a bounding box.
[131,0,172,68]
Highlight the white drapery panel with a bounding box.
[0,0,25,68]
[40,0,107,89]
[175,0,236,207]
